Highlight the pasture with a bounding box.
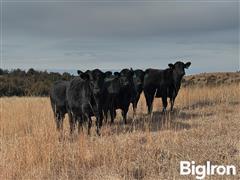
[0,82,240,179]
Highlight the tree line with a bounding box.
[0,68,73,97]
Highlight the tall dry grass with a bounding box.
[0,83,239,179]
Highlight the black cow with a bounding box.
[131,69,145,115]
[143,61,191,114]
[102,74,121,124]
[67,73,100,135]
[81,69,108,126]
[113,69,135,124]
[50,80,69,131]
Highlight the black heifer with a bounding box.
[80,69,108,127]
[132,69,145,114]
[67,73,101,135]
[50,80,69,131]
[143,61,191,114]
[102,74,121,124]
[113,69,135,124]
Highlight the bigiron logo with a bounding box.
[180,161,237,179]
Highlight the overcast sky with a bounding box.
[1,0,239,74]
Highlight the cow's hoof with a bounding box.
[96,131,101,136]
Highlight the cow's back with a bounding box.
[50,80,69,109]
[67,77,89,106]
[144,69,164,89]
[67,77,95,117]
[104,75,121,95]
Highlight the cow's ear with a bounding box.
[114,72,120,77]
[85,70,94,80]
[168,63,175,69]
[184,62,191,69]
[77,70,83,75]
[80,73,90,80]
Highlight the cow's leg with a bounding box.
[98,106,103,128]
[104,108,108,123]
[170,97,175,112]
[133,93,140,117]
[56,116,64,131]
[122,110,127,124]
[113,109,116,119]
[70,118,76,134]
[162,90,168,113]
[87,116,92,135]
[55,112,61,130]
[170,89,176,112]
[68,111,76,134]
[78,121,82,134]
[110,97,116,124]
[58,111,65,130]
[77,116,83,134]
[95,116,101,136]
[95,108,101,136]
[122,105,129,124]
[110,108,116,124]
[131,97,136,116]
[132,102,136,117]
[144,91,154,114]
[60,116,64,130]
[99,116,103,129]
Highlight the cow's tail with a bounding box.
[54,103,57,116]
[54,103,59,121]
[88,101,96,117]
[153,88,157,98]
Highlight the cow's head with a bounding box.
[119,68,134,87]
[77,70,83,75]
[133,69,145,92]
[87,69,105,97]
[79,72,90,81]
[104,74,121,95]
[105,71,112,78]
[114,72,120,77]
[168,61,191,77]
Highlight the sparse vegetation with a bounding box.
[182,72,240,87]
[1,68,240,97]
[0,68,73,96]
[0,80,239,179]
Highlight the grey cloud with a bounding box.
[2,1,239,73]
[4,1,238,38]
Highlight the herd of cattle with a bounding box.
[50,61,191,135]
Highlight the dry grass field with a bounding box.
[182,72,240,87]
[0,74,240,179]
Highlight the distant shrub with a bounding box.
[0,68,73,97]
